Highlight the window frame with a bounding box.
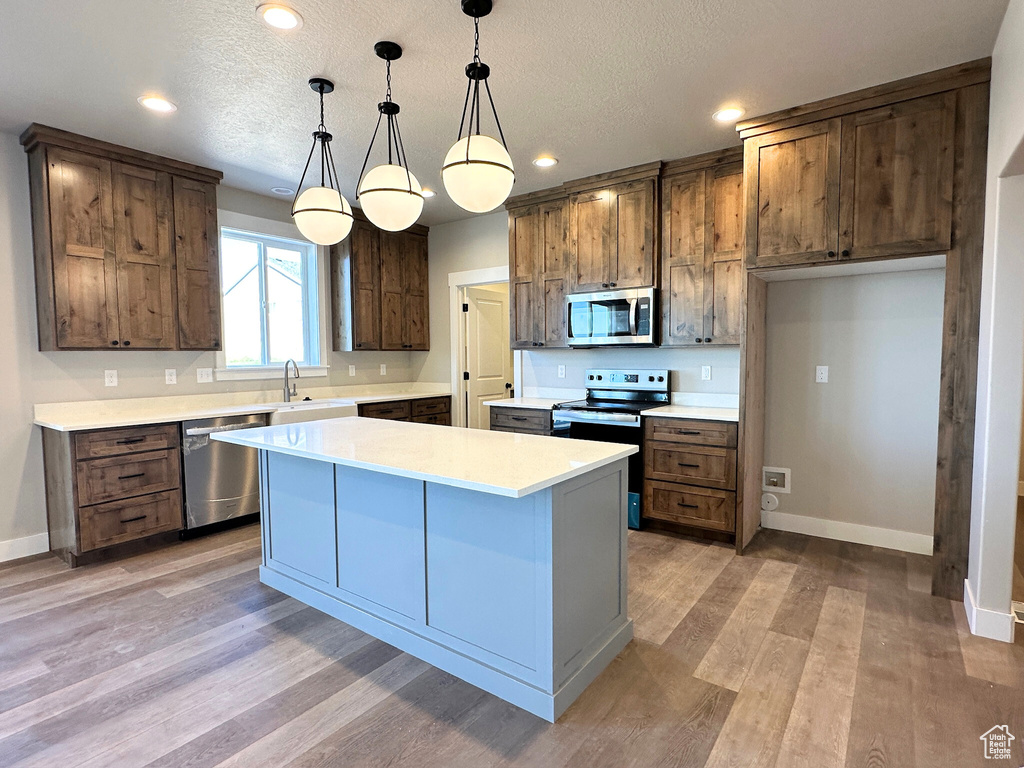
[214,210,330,381]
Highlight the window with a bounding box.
[220,228,320,368]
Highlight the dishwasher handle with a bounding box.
[185,423,262,437]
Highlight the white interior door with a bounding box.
[465,285,513,429]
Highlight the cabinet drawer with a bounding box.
[75,424,180,460]
[644,417,737,448]
[76,449,181,506]
[412,413,451,426]
[79,490,183,551]
[411,397,451,417]
[359,400,411,420]
[644,481,735,533]
[490,407,551,432]
[645,443,736,490]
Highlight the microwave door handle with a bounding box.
[629,298,638,336]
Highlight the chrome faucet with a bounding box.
[283,359,300,402]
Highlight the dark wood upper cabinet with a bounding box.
[507,195,570,349]
[172,177,221,350]
[661,149,744,347]
[839,92,956,261]
[744,118,842,269]
[567,164,659,293]
[331,215,429,352]
[21,125,224,351]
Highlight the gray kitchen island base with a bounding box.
[256,449,633,722]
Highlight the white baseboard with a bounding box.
[760,510,934,556]
[964,579,1016,643]
[0,533,49,563]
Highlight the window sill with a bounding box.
[215,365,330,382]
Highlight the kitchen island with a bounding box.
[211,417,637,721]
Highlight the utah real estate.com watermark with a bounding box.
[980,725,1016,760]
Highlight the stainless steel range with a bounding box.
[553,369,669,502]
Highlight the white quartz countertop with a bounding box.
[481,397,569,410]
[211,417,637,498]
[644,405,739,422]
[34,383,452,432]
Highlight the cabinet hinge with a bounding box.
[462,303,469,312]
[463,371,470,381]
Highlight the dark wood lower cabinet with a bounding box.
[43,424,185,567]
[488,406,556,435]
[358,396,451,426]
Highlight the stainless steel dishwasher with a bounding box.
[181,413,268,530]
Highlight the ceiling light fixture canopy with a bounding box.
[356,41,424,232]
[291,77,354,245]
[442,0,514,213]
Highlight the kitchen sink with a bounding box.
[268,401,358,425]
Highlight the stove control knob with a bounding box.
[657,375,665,382]
[588,375,595,380]
[596,375,603,381]
[648,375,655,382]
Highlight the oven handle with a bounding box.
[629,298,638,336]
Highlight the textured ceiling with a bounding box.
[0,0,1009,225]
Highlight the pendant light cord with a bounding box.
[455,13,508,152]
[356,50,417,198]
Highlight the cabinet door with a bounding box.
[744,118,841,268]
[569,190,610,292]
[704,165,744,345]
[538,199,570,347]
[350,221,381,350]
[403,233,429,350]
[379,231,406,350]
[111,164,176,349]
[660,170,706,346]
[609,179,656,289]
[839,92,956,261]
[172,177,221,350]
[46,148,120,349]
[508,205,539,349]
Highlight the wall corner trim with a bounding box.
[964,578,1016,643]
[0,532,49,563]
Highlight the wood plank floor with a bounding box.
[1,524,1023,767]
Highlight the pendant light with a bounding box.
[442,0,515,213]
[356,42,424,232]
[291,77,354,246]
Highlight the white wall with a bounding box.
[968,0,1024,641]
[762,270,945,554]
[0,131,414,557]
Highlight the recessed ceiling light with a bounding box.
[712,107,745,123]
[532,156,558,168]
[271,187,295,196]
[258,3,303,30]
[138,95,177,113]
[421,188,436,198]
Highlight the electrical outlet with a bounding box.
[348,364,356,377]
[701,365,712,381]
[557,365,566,379]
[816,365,829,384]
[379,363,387,376]
[197,367,213,384]
[104,370,118,387]
[165,369,177,385]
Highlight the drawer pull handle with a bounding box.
[677,463,700,468]
[118,473,146,480]
[677,502,699,510]
[116,437,146,445]
[678,430,701,436]
[120,515,147,524]
[511,416,528,421]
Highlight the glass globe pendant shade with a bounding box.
[358,164,424,232]
[442,135,515,214]
[292,186,353,245]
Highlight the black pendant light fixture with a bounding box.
[441,0,515,213]
[356,41,424,232]
[291,77,354,245]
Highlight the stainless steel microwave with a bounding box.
[566,287,656,346]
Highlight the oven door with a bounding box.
[566,289,653,346]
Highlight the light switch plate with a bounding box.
[701,365,712,381]
[104,370,118,387]
[379,363,387,376]
[349,364,356,377]
[816,365,829,384]
[165,369,177,385]
[197,367,213,384]
[557,365,566,379]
